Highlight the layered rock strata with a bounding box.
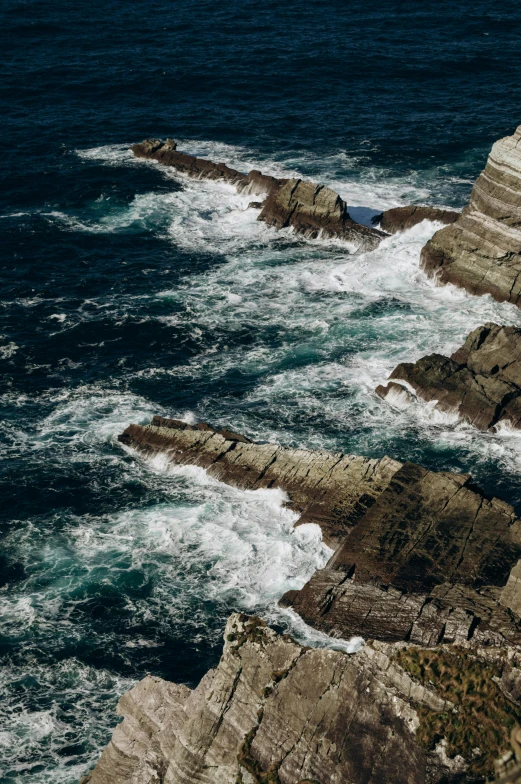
[84,613,517,784]
[421,124,521,305]
[376,323,521,431]
[132,139,384,249]
[373,205,459,234]
[119,417,521,647]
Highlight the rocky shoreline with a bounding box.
[85,128,521,783]
[82,613,521,784]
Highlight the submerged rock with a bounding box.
[376,322,521,431]
[372,205,459,234]
[119,417,521,647]
[420,124,521,305]
[131,139,384,250]
[83,613,519,783]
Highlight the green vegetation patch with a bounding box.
[395,646,521,779]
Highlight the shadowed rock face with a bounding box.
[282,460,521,647]
[376,323,521,432]
[131,139,384,250]
[82,614,476,784]
[420,124,521,305]
[119,417,521,647]
[373,205,459,234]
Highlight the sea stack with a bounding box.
[421,125,521,305]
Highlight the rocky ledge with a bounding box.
[376,322,521,432]
[119,418,521,649]
[82,613,521,783]
[132,138,384,250]
[420,124,521,305]
[373,205,459,234]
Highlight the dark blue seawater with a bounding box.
[2,1,521,780]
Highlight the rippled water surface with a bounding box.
[3,0,521,780]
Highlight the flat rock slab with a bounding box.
[376,322,521,431]
[420,124,521,306]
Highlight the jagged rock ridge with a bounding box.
[131,138,384,250]
[119,415,401,548]
[376,323,521,432]
[421,124,521,305]
[119,417,521,648]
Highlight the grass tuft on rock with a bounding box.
[395,646,521,779]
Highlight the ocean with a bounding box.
[2,0,521,780]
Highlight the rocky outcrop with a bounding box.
[281,460,521,647]
[420,124,521,305]
[131,139,384,250]
[257,178,384,248]
[119,417,521,647]
[83,613,521,784]
[132,138,282,196]
[376,323,521,431]
[119,416,401,548]
[373,205,459,234]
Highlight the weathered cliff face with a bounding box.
[376,323,521,432]
[373,205,459,234]
[83,613,521,784]
[420,125,521,305]
[119,418,521,647]
[131,139,384,250]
